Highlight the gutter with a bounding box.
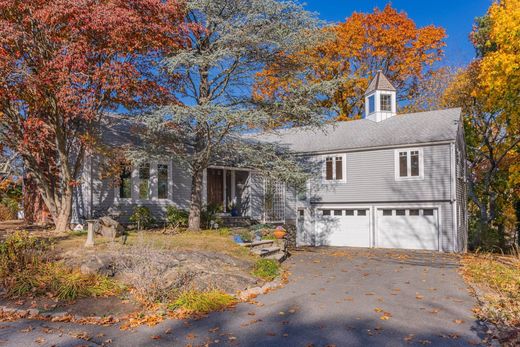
[292,140,456,156]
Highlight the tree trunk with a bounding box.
[53,186,73,233]
[188,170,203,231]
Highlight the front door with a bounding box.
[207,169,223,207]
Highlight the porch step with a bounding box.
[221,216,251,227]
[252,246,281,257]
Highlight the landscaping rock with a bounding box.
[80,254,115,277]
[96,216,124,239]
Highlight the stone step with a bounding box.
[239,240,275,248]
[265,252,287,263]
[252,246,281,257]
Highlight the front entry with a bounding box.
[206,168,224,207]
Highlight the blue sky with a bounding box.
[303,0,492,67]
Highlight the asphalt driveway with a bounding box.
[0,248,486,346]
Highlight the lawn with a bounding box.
[53,229,256,262]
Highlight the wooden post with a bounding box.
[85,219,97,248]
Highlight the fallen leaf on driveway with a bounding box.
[453,319,464,324]
[380,312,392,320]
[151,335,161,340]
[419,339,432,344]
[403,334,415,343]
[416,294,424,300]
[374,308,383,313]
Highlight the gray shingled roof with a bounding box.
[250,108,462,153]
[365,70,396,94]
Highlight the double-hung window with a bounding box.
[380,94,392,112]
[138,163,151,199]
[119,166,132,199]
[157,164,169,199]
[395,149,423,180]
[324,154,346,182]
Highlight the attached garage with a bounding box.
[316,208,371,247]
[376,208,439,251]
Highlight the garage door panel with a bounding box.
[377,209,439,251]
[317,209,370,247]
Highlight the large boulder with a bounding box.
[96,216,124,239]
[80,254,115,277]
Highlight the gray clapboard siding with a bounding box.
[310,144,452,203]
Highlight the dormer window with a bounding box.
[380,94,392,112]
[368,95,375,114]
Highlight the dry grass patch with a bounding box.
[1,232,120,301]
[461,253,520,343]
[53,230,255,262]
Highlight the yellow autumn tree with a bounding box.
[443,0,520,249]
[255,4,446,120]
[478,0,520,131]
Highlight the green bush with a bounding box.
[252,259,280,281]
[201,203,222,229]
[165,206,189,229]
[129,206,155,230]
[168,290,236,314]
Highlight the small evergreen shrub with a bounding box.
[201,203,222,229]
[165,206,189,229]
[129,206,155,230]
[252,259,280,281]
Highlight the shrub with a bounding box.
[1,197,19,216]
[169,289,236,314]
[129,206,155,230]
[165,206,189,230]
[0,231,46,276]
[201,203,222,229]
[114,241,194,304]
[0,204,16,221]
[252,259,280,281]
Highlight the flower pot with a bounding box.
[273,230,286,239]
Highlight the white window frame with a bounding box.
[394,148,424,181]
[380,93,392,112]
[322,154,347,183]
[115,161,174,204]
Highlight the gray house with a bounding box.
[74,71,468,253]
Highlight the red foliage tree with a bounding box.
[0,0,186,231]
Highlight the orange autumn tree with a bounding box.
[256,4,446,120]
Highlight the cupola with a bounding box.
[364,70,397,122]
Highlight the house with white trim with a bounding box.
[74,71,468,252]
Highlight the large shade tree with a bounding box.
[443,0,519,249]
[136,0,341,230]
[0,0,186,231]
[256,4,446,120]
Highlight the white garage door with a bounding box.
[377,208,439,251]
[316,209,370,247]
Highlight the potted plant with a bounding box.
[273,226,286,239]
[229,201,239,217]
